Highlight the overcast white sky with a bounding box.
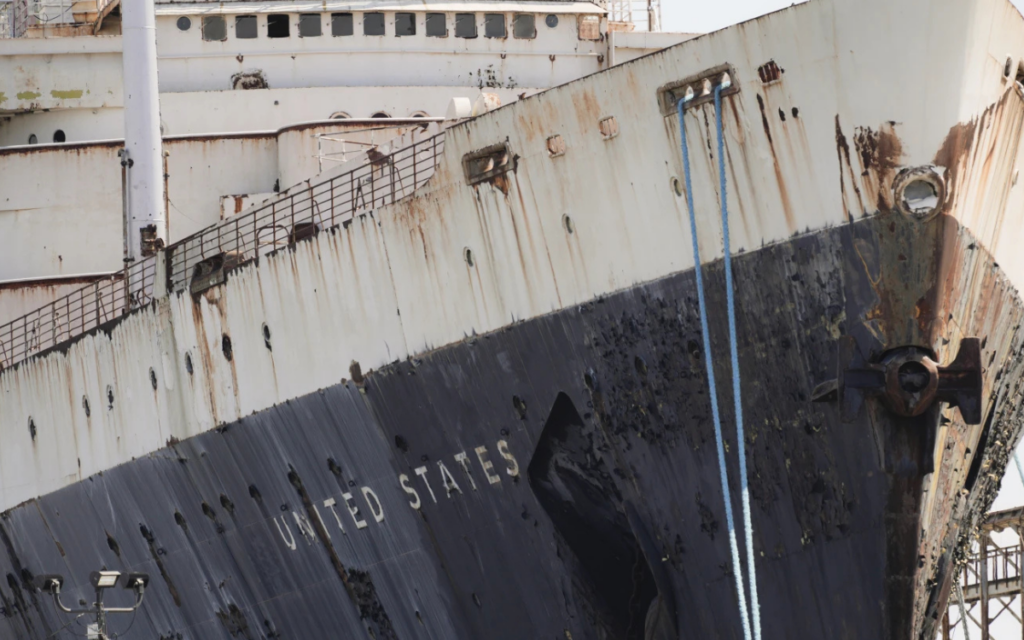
[660,0,803,33]
[657,2,1024,636]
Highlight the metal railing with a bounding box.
[604,0,661,31]
[0,130,446,372]
[0,258,156,371]
[0,0,118,37]
[166,131,445,293]
[961,544,1023,602]
[0,0,29,38]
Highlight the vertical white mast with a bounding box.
[121,0,166,259]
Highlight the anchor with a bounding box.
[813,337,983,425]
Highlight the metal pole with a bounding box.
[981,536,990,640]
[95,588,106,639]
[956,578,972,640]
[122,0,166,259]
[1019,527,1024,640]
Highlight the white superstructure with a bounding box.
[0,0,693,321]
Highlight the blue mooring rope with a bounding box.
[676,84,761,640]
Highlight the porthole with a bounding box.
[28,417,36,441]
[52,130,65,143]
[562,214,574,234]
[221,334,233,361]
[27,134,37,145]
[149,367,158,390]
[106,384,114,409]
[262,323,272,350]
[671,177,684,196]
[82,395,91,417]
[893,166,946,221]
[330,111,351,120]
[464,247,475,267]
[185,352,194,375]
[545,14,558,28]
[371,111,391,119]
[176,16,191,31]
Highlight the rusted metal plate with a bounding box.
[0,215,1019,639]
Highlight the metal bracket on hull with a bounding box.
[816,337,984,424]
[656,63,739,116]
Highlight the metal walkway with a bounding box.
[943,507,1024,639]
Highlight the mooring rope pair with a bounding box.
[676,83,761,640]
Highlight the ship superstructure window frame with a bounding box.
[298,13,322,37]
[363,12,385,36]
[395,12,415,36]
[455,13,477,38]
[513,14,536,39]
[331,12,353,36]
[426,12,447,37]
[235,15,257,39]
[484,13,506,38]
[202,15,227,41]
[578,14,600,40]
[267,13,290,38]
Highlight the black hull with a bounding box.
[0,214,1021,640]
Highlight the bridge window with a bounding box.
[235,15,257,39]
[267,14,289,38]
[202,15,226,41]
[299,13,321,37]
[578,15,600,40]
[395,12,415,36]
[455,13,476,38]
[513,14,536,39]
[485,13,505,38]
[364,12,385,35]
[426,12,446,37]
[331,12,353,36]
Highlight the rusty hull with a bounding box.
[0,211,1015,639]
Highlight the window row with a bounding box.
[178,12,599,42]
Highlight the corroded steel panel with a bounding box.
[0,215,1020,638]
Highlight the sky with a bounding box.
[656,2,1024,637]
[660,0,805,33]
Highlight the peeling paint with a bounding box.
[49,89,83,100]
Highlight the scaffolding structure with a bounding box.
[943,507,1024,639]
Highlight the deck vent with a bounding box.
[190,251,244,295]
[757,60,783,84]
[463,142,516,185]
[657,64,739,116]
[546,134,566,157]
[598,116,619,140]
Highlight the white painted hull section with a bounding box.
[2,0,1024,563]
